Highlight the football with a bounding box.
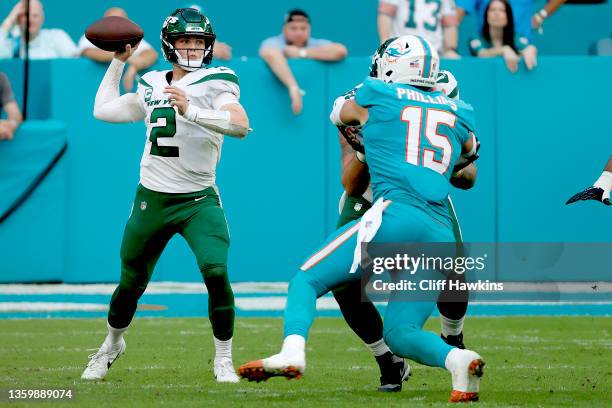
[85,16,144,52]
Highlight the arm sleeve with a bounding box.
[93,59,146,122]
[259,35,285,52]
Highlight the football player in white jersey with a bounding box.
[378,0,461,58]
[81,8,250,383]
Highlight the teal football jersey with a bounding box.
[355,77,476,222]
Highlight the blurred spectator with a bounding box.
[0,0,78,59]
[184,3,232,60]
[259,9,347,115]
[79,7,158,91]
[469,0,537,72]
[457,0,567,40]
[590,36,612,56]
[378,0,460,58]
[0,72,22,141]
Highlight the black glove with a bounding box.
[338,124,365,154]
[566,186,611,206]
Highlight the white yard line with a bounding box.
[0,282,288,295]
[0,302,108,312]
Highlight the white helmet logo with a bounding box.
[162,16,178,29]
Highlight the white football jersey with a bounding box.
[135,67,240,193]
[381,0,456,53]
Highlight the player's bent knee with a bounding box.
[200,264,228,280]
[289,271,329,297]
[384,324,420,357]
[202,266,234,300]
[118,263,151,291]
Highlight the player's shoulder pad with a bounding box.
[362,76,386,90]
[186,66,240,88]
[341,82,364,100]
[455,99,476,132]
[355,77,388,106]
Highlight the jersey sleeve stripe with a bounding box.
[188,73,239,87]
[138,77,153,88]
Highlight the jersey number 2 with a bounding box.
[149,107,178,157]
[401,106,455,174]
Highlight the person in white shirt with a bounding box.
[378,0,460,58]
[0,0,78,59]
[78,7,158,91]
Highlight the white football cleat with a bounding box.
[81,339,126,380]
[238,351,305,382]
[445,348,485,402]
[214,357,240,383]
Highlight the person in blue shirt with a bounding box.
[259,9,347,115]
[239,35,485,403]
[469,0,537,72]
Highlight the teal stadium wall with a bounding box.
[0,0,612,57]
[0,56,611,283]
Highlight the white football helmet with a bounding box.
[373,35,440,88]
[435,70,460,99]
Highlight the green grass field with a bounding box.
[1,316,610,407]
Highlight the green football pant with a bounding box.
[108,184,235,340]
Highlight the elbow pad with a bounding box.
[185,105,231,130]
[184,105,248,138]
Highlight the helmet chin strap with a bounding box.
[174,50,205,71]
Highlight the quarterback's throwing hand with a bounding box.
[165,86,189,116]
[114,43,138,62]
